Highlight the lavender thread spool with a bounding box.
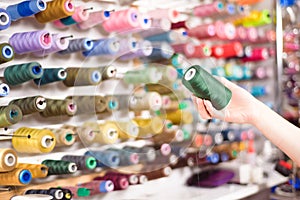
[82,38,120,57]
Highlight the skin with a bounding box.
[191,77,300,166]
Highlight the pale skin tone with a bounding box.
[191,77,300,166]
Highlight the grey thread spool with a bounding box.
[66,96,107,114]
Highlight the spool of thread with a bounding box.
[62,124,96,144]
[35,0,75,23]
[9,96,46,115]
[147,42,174,61]
[214,21,236,40]
[129,92,162,111]
[77,10,111,30]
[220,129,236,142]
[242,47,269,62]
[105,171,138,185]
[187,23,216,39]
[151,143,172,157]
[117,37,138,56]
[133,116,164,137]
[113,121,139,140]
[155,65,178,84]
[4,62,43,86]
[144,83,174,94]
[34,68,67,85]
[40,98,77,117]
[119,40,153,60]
[210,132,224,145]
[99,66,117,81]
[147,8,179,23]
[193,1,224,17]
[6,0,47,21]
[9,30,52,54]
[94,122,119,144]
[62,68,101,87]
[66,96,107,114]
[62,186,91,198]
[104,94,129,112]
[53,6,91,28]
[143,166,172,180]
[0,105,22,127]
[0,148,17,172]
[123,146,156,163]
[16,163,48,178]
[82,38,120,57]
[0,8,11,30]
[12,128,55,153]
[10,194,53,200]
[136,14,151,32]
[152,154,178,166]
[211,42,243,58]
[102,8,140,33]
[94,175,129,190]
[186,44,212,58]
[171,43,195,57]
[42,160,77,175]
[61,155,97,170]
[85,150,120,168]
[245,27,258,42]
[78,180,114,195]
[145,31,179,43]
[49,128,76,146]
[257,29,276,43]
[0,168,31,186]
[123,67,161,84]
[0,43,14,64]
[58,38,93,54]
[152,128,184,145]
[33,34,71,57]
[106,148,139,166]
[241,9,272,27]
[235,26,247,41]
[139,18,171,38]
[165,110,193,124]
[224,64,244,81]
[25,188,64,200]
[250,85,269,97]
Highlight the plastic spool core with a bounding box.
[111,155,119,164]
[130,153,139,164]
[65,133,73,142]
[107,66,116,77]
[58,69,67,79]
[215,133,224,144]
[129,175,138,184]
[91,71,101,83]
[107,128,117,139]
[36,97,47,110]
[42,33,51,46]
[68,103,76,112]
[9,109,18,119]
[139,175,148,184]
[184,68,196,81]
[4,153,16,167]
[109,100,118,110]
[120,178,129,188]
[163,167,172,176]
[147,149,156,161]
[176,129,184,142]
[161,144,171,156]
[37,0,46,10]
[41,135,53,148]
[106,180,114,192]
[65,1,74,12]
[142,40,153,56]
[0,13,8,25]
[55,190,64,199]
[3,46,13,58]
[32,65,42,75]
[41,166,47,174]
[19,170,31,184]
[111,41,120,52]
[68,163,77,173]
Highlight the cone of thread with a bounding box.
[9,96,46,115]
[0,105,23,127]
[0,148,18,172]
[16,163,48,178]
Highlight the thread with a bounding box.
[102,8,140,33]
[40,98,77,117]
[63,67,101,87]
[25,188,64,199]
[152,127,184,145]
[77,10,111,30]
[9,96,46,115]
[147,42,174,61]
[215,21,236,40]
[136,14,151,32]
[117,37,138,56]
[10,194,53,200]
[113,121,139,140]
[6,0,47,21]
[93,121,119,144]
[242,47,269,62]
[4,62,43,86]
[211,42,243,59]
[0,8,11,31]
[61,155,96,170]
[0,43,14,64]
[53,6,91,28]
[129,92,162,111]
[193,1,224,17]
[78,180,114,195]
[35,0,75,23]
[105,171,138,185]
[49,128,76,146]
[85,150,120,168]
[144,83,174,94]
[62,124,96,144]
[139,18,171,38]
[99,66,117,81]
[0,148,17,172]
[12,127,55,153]
[119,40,153,60]
[145,31,179,43]
[0,105,22,127]
[245,27,258,42]
[58,38,94,54]
[123,146,156,163]
[151,143,171,156]
[42,160,77,175]
[0,168,31,186]
[106,148,139,166]
[94,175,129,190]
[9,30,52,54]
[183,65,232,110]
[156,65,178,84]
[62,186,90,198]
[33,34,71,57]
[164,110,193,124]
[133,116,164,137]
[66,96,107,114]
[123,67,162,84]
[104,95,122,112]
[82,38,120,57]
[147,8,179,23]
[235,9,272,27]
[34,68,67,85]
[172,43,195,57]
[187,24,216,39]
[16,163,48,178]
[143,166,172,180]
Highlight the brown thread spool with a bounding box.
[133,116,164,137]
[63,68,102,87]
[16,163,48,178]
[0,104,23,127]
[99,66,117,81]
[40,99,77,117]
[142,166,172,180]
[151,154,178,166]
[66,96,107,114]
[62,124,95,144]
[35,0,75,23]
[151,127,184,145]
[129,92,162,111]
[12,127,56,154]
[111,121,139,140]
[48,128,76,146]
[0,148,18,172]
[165,110,193,124]
[9,96,47,115]
[0,168,32,186]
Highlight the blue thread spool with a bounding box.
[220,152,229,162]
[6,0,47,21]
[58,38,94,54]
[206,153,219,164]
[251,85,268,97]
[226,3,235,15]
[0,8,11,31]
[34,68,67,85]
[242,65,252,80]
[145,31,177,43]
[85,150,120,168]
[82,38,120,57]
[147,42,174,61]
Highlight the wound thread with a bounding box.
[42,160,77,175]
[48,128,76,146]
[85,150,120,168]
[0,148,18,172]
[0,168,32,186]
[63,68,102,87]
[40,98,77,117]
[66,96,107,114]
[82,38,120,57]
[9,96,47,115]
[0,105,22,127]
[53,6,90,28]
[99,66,117,81]
[61,155,97,170]
[0,8,11,30]
[58,38,94,54]
[77,10,111,30]
[0,43,14,64]
[34,68,67,85]
[16,163,48,178]
[124,67,162,84]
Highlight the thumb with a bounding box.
[203,100,227,120]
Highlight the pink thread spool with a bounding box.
[235,26,247,41]
[246,27,258,42]
[102,8,140,33]
[77,10,111,30]
[139,18,171,38]
[215,21,236,40]
[160,143,171,156]
[172,43,195,57]
[187,44,212,58]
[203,134,213,146]
[242,47,269,62]
[147,8,179,23]
[193,1,224,17]
[187,23,215,39]
[211,42,243,58]
[257,29,276,43]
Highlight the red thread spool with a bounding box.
[172,43,195,57]
[102,8,140,33]
[171,21,188,30]
[105,171,138,185]
[147,8,179,23]
[187,44,212,58]
[187,23,215,39]
[193,1,224,17]
[211,42,243,58]
[215,21,236,40]
[242,47,269,62]
[77,10,110,30]
[94,176,129,190]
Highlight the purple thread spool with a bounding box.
[119,40,153,60]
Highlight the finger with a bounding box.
[196,98,212,119]
[203,100,226,120]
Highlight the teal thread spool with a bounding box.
[4,62,43,86]
[42,160,77,176]
[182,65,232,110]
[34,68,67,85]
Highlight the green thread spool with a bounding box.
[4,62,43,86]
[40,99,77,117]
[9,96,47,115]
[66,96,107,114]
[98,66,117,81]
[34,68,67,85]
[0,105,22,127]
[42,160,77,176]
[182,65,232,110]
[0,43,14,64]
[63,68,102,87]
[61,155,97,170]
[124,67,161,84]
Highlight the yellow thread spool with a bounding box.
[0,148,18,172]
[165,110,193,124]
[133,116,164,137]
[0,168,32,186]
[97,122,119,144]
[16,163,48,178]
[111,121,139,140]
[48,128,76,147]
[12,128,56,154]
[35,0,75,23]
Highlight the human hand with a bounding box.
[191,77,262,124]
